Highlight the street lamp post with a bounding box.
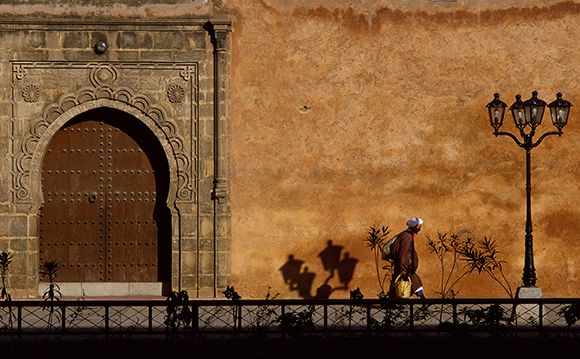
[486,91,572,298]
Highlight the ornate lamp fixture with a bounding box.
[485,91,572,297]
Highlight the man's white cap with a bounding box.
[406,216,424,227]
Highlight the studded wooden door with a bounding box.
[40,108,170,282]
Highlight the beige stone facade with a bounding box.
[0,1,578,299]
[0,9,232,298]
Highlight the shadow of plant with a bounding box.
[426,231,514,299]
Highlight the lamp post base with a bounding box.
[515,286,542,326]
[516,286,542,299]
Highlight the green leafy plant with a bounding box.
[332,287,366,332]
[453,303,513,335]
[67,290,95,329]
[222,285,242,331]
[0,251,15,329]
[426,232,471,299]
[39,260,63,330]
[0,251,13,302]
[40,260,62,302]
[199,286,244,332]
[223,285,241,300]
[369,301,432,332]
[247,287,280,333]
[364,225,393,296]
[277,305,315,337]
[558,303,580,327]
[369,301,408,330]
[164,289,192,333]
[350,287,364,302]
[427,231,515,326]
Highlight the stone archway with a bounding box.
[39,107,171,288]
[31,99,183,296]
[21,84,190,296]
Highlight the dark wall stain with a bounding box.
[294,6,369,33]
[540,209,580,238]
[292,2,580,32]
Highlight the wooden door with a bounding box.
[39,108,170,282]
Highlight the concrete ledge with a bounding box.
[38,282,163,297]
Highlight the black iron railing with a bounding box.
[0,298,578,337]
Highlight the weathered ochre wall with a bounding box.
[219,0,579,298]
[0,0,577,298]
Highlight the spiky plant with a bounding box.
[0,251,13,302]
[40,260,63,302]
[458,236,513,298]
[39,259,63,330]
[364,224,392,296]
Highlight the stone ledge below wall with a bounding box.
[37,282,164,298]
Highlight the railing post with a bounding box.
[538,300,543,331]
[61,305,66,332]
[366,303,371,332]
[237,304,242,332]
[453,302,458,326]
[104,305,109,337]
[323,303,328,333]
[191,302,198,334]
[148,304,153,332]
[409,303,414,331]
[17,304,22,339]
[280,304,286,338]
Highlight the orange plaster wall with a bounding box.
[0,0,577,299]
[220,0,580,298]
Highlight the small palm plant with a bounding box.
[426,232,471,299]
[0,251,15,329]
[40,260,63,302]
[364,224,393,297]
[0,251,13,302]
[40,260,63,330]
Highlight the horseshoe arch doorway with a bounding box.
[39,107,171,293]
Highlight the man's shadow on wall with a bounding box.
[278,240,358,299]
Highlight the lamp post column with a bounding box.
[523,146,536,288]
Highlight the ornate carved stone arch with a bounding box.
[17,71,196,294]
[13,64,195,211]
[27,97,182,211]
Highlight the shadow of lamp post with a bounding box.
[485,91,572,298]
